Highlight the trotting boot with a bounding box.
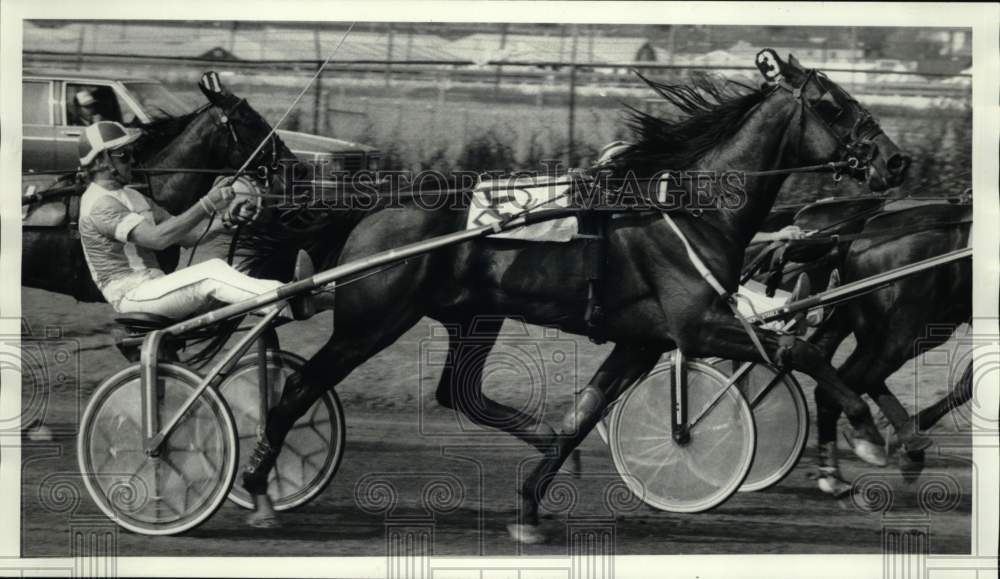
[813,441,852,498]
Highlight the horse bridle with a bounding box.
[213,98,281,187]
[200,98,284,265]
[771,69,885,183]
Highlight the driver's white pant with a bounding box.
[117,258,282,320]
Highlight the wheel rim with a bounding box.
[609,358,755,513]
[733,363,809,492]
[220,352,345,511]
[78,364,237,535]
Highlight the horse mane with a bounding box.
[132,103,212,158]
[615,72,767,174]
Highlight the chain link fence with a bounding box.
[24,21,972,203]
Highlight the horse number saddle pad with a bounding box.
[466,175,579,242]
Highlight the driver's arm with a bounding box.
[138,183,234,249]
[91,184,233,251]
[148,201,228,247]
[96,197,210,251]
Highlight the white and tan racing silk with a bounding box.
[78,182,164,308]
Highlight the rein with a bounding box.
[22,159,851,208]
[136,167,241,176]
[172,159,855,206]
[750,218,973,287]
[797,171,973,238]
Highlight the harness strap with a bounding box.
[807,219,973,244]
[660,211,775,365]
[735,304,775,365]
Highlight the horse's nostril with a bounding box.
[887,153,910,175]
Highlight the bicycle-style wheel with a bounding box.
[608,357,755,513]
[711,360,809,492]
[219,351,345,511]
[78,363,238,535]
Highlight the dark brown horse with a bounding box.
[21,73,295,301]
[798,201,972,489]
[239,51,913,542]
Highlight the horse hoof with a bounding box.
[895,421,933,453]
[247,495,279,529]
[816,476,851,498]
[899,449,926,484]
[246,512,281,529]
[812,467,853,499]
[507,523,547,545]
[848,437,888,467]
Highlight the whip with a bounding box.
[232,22,356,182]
[199,23,356,266]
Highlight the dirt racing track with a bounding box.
[19,286,974,556]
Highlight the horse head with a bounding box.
[142,72,298,213]
[196,71,297,179]
[754,49,910,192]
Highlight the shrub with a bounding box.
[457,128,517,172]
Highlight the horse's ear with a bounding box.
[198,71,231,104]
[786,54,805,73]
[780,53,811,85]
[755,49,784,83]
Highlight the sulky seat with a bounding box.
[112,313,179,362]
[114,312,176,334]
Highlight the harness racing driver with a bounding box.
[76,120,313,320]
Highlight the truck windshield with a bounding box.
[122,82,193,120]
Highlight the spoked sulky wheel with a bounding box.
[711,360,809,492]
[608,356,756,513]
[78,363,238,535]
[219,351,345,511]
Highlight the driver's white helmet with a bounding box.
[78,121,141,167]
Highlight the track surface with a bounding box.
[18,286,974,556]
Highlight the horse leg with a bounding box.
[849,325,958,452]
[241,246,434,527]
[434,316,559,452]
[810,385,854,496]
[879,359,974,482]
[836,348,918,444]
[812,324,950,487]
[807,305,852,362]
[510,343,662,544]
[917,359,973,431]
[858,376,933,484]
[683,308,892,465]
[241,310,423,527]
[802,307,858,495]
